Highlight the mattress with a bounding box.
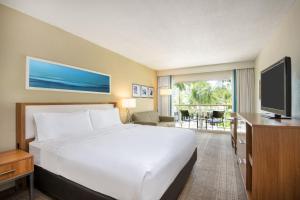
[29,124,197,200]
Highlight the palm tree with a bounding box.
[189,81,216,104]
[175,81,232,106]
[174,82,186,104]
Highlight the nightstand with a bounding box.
[0,150,34,200]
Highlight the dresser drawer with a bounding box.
[237,135,246,158]
[237,156,246,184]
[0,157,33,181]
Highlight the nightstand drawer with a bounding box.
[0,158,33,181]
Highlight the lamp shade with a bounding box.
[160,88,172,96]
[122,98,136,108]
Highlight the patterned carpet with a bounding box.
[4,132,246,200]
[178,132,247,200]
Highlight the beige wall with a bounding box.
[254,1,300,118]
[0,4,157,152]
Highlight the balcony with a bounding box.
[173,104,232,131]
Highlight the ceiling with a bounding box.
[0,0,295,70]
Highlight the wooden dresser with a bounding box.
[237,113,300,200]
[230,112,237,154]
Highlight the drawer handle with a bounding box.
[0,169,16,176]
[238,158,246,165]
[239,139,246,144]
[238,158,242,164]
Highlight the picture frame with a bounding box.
[132,84,141,97]
[132,84,154,98]
[148,87,154,98]
[26,56,111,94]
[141,85,148,97]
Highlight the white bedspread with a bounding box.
[29,124,197,200]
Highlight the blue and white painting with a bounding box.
[26,57,111,94]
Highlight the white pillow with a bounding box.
[89,108,122,130]
[33,111,93,141]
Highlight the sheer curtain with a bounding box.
[157,76,172,116]
[236,68,255,112]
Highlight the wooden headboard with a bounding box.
[16,102,117,152]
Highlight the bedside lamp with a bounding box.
[122,98,136,123]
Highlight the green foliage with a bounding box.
[190,81,216,104]
[174,82,186,91]
[173,80,232,128]
[174,80,232,105]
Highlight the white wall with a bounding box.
[173,70,232,83]
[254,1,300,118]
[158,60,254,76]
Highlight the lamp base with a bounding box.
[126,109,132,123]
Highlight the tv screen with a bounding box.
[261,57,291,117]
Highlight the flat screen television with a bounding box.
[261,57,291,118]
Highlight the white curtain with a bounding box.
[158,76,172,116]
[236,68,255,112]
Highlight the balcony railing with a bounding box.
[173,104,232,130]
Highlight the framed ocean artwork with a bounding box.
[26,57,111,94]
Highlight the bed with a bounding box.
[16,102,197,200]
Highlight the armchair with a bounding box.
[132,111,175,127]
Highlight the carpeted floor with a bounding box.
[4,132,246,200]
[178,132,246,200]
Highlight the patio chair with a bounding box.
[206,111,225,130]
[180,110,197,128]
